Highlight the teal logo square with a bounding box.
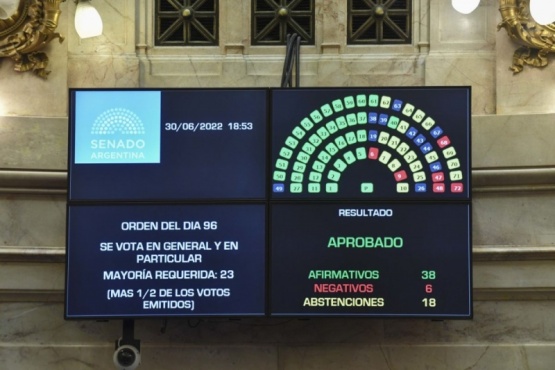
[74,91,161,164]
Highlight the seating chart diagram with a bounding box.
[271,88,470,200]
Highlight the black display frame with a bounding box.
[65,87,472,320]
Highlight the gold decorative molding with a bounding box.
[498,0,555,73]
[0,0,65,78]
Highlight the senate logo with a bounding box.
[74,90,161,164]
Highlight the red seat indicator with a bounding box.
[451,183,464,193]
[432,172,445,183]
[368,147,379,160]
[437,135,451,148]
[394,170,408,182]
[433,183,445,193]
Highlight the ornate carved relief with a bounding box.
[0,0,65,78]
[498,0,555,73]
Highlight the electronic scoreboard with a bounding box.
[66,87,472,319]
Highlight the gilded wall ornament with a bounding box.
[0,0,65,78]
[498,0,555,73]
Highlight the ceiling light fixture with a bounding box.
[451,0,480,15]
[529,0,555,25]
[74,0,103,39]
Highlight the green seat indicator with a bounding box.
[308,134,322,147]
[345,132,357,145]
[343,151,356,164]
[297,152,310,164]
[309,172,322,182]
[332,99,344,112]
[357,130,367,142]
[300,118,314,131]
[285,136,299,149]
[280,147,293,159]
[326,183,338,193]
[369,94,379,107]
[321,104,333,117]
[387,116,400,129]
[313,160,326,172]
[356,94,367,107]
[344,96,355,109]
[326,120,339,134]
[335,136,347,149]
[292,126,305,139]
[273,171,286,181]
[334,159,347,172]
[357,112,367,124]
[318,151,331,163]
[328,170,341,181]
[347,113,357,126]
[276,159,289,170]
[290,183,302,193]
[293,162,306,173]
[310,110,323,123]
[317,127,330,140]
[336,116,348,129]
[361,183,374,193]
[325,142,339,155]
[302,142,316,155]
[291,172,304,182]
[356,147,367,160]
[308,183,321,193]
